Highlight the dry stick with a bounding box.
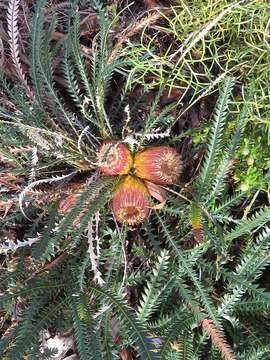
[26,252,68,281]
[107,8,172,64]
[0,36,4,67]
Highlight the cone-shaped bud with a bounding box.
[134,146,182,185]
[97,141,133,176]
[112,175,150,225]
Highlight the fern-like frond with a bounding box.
[223,208,270,249]
[35,176,113,262]
[175,281,201,318]
[0,236,39,253]
[67,9,108,134]
[176,334,195,360]
[31,0,78,135]
[89,285,160,360]
[87,212,105,285]
[162,333,195,360]
[70,291,103,360]
[10,298,67,359]
[100,309,118,360]
[136,249,170,323]
[197,76,235,195]
[19,171,77,219]
[234,298,270,314]
[212,192,246,215]
[0,277,64,307]
[62,52,82,105]
[158,312,195,357]
[240,346,270,360]
[139,92,176,146]
[30,0,46,106]
[218,228,270,317]
[62,46,101,134]
[156,213,221,328]
[232,227,270,282]
[206,104,248,205]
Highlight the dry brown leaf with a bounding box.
[202,319,237,360]
[145,180,167,203]
[0,199,14,218]
[119,348,134,360]
[144,0,158,9]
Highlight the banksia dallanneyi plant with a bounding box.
[134,146,182,185]
[112,175,150,225]
[1,7,268,354]
[57,144,181,226]
[97,141,133,176]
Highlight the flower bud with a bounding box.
[134,146,182,185]
[97,141,133,176]
[112,175,150,225]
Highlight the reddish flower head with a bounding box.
[112,175,150,225]
[97,141,133,176]
[134,146,182,185]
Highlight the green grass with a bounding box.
[124,1,269,130]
